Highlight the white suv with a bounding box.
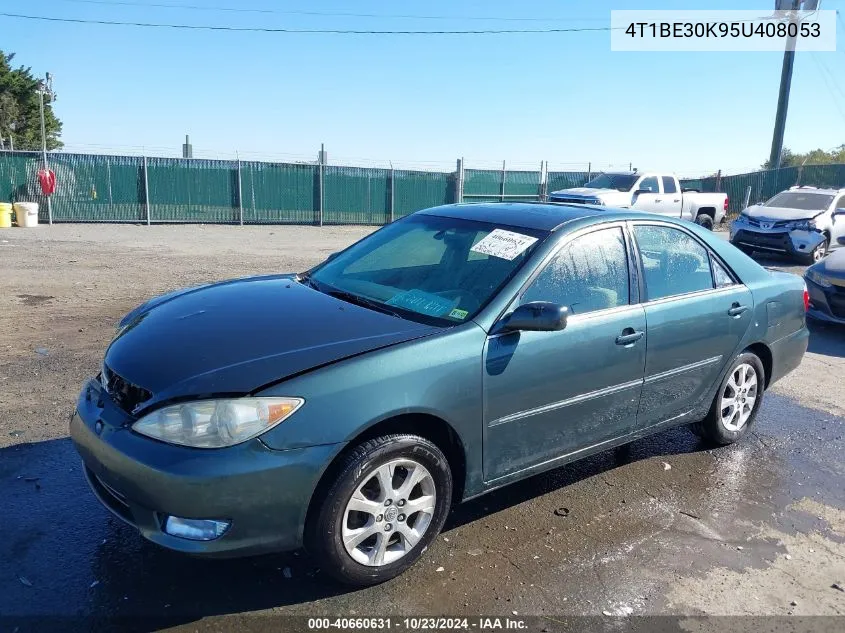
[730,186,845,264]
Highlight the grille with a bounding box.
[101,364,152,414]
[745,217,791,230]
[549,196,601,206]
[733,229,790,251]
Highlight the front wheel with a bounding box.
[309,434,453,586]
[695,214,714,231]
[691,352,765,445]
[799,236,828,265]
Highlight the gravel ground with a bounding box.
[0,224,843,629]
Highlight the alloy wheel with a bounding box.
[720,363,758,432]
[341,458,436,566]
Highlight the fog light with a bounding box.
[164,516,230,541]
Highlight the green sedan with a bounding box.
[70,203,809,586]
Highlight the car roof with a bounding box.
[783,186,845,194]
[418,202,675,232]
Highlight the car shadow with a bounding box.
[807,318,845,357]
[0,425,710,630]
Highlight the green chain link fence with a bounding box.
[1,150,842,225]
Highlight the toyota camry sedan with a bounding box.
[70,203,809,586]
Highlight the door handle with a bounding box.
[728,303,749,317]
[615,328,644,346]
[655,199,662,203]
[673,198,680,202]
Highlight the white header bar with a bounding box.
[610,10,837,52]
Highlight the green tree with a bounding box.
[0,50,62,151]
[762,145,845,169]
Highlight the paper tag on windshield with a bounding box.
[470,229,538,261]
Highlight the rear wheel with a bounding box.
[695,213,714,231]
[309,434,453,586]
[691,352,765,445]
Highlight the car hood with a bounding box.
[551,187,621,197]
[743,204,823,222]
[812,248,845,278]
[104,275,439,413]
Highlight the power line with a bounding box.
[808,54,845,124]
[0,12,616,34]
[54,0,602,23]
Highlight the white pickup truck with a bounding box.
[549,171,729,230]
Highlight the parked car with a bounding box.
[805,226,845,323]
[70,202,808,587]
[548,171,729,229]
[730,186,845,264]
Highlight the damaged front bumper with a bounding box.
[729,224,825,259]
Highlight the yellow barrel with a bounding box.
[0,203,12,228]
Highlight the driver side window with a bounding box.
[521,228,629,315]
[638,177,659,193]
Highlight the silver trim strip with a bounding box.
[489,355,723,428]
[489,378,643,427]
[644,355,722,384]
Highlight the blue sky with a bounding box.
[1,0,844,176]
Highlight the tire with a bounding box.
[691,351,765,446]
[799,236,828,266]
[695,214,714,231]
[309,434,453,586]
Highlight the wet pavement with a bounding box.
[2,390,844,630]
[1,226,844,631]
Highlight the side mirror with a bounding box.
[325,251,340,262]
[834,208,845,217]
[634,189,653,196]
[502,302,568,332]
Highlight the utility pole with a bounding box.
[768,0,805,169]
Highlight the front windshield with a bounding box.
[584,173,638,192]
[765,192,833,211]
[307,215,547,325]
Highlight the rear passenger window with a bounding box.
[633,225,714,300]
[661,177,677,194]
[711,257,735,288]
[521,228,629,315]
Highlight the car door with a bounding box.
[631,222,753,430]
[483,225,647,482]
[659,176,683,218]
[631,175,663,214]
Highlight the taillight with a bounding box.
[724,197,729,211]
[803,283,810,312]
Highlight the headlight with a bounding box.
[735,213,748,223]
[789,219,814,231]
[806,269,832,289]
[132,397,304,448]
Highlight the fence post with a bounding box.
[142,155,151,225]
[106,157,114,219]
[538,161,544,201]
[389,164,395,224]
[318,143,324,227]
[500,160,507,202]
[715,169,722,192]
[743,185,752,210]
[456,158,464,203]
[236,156,244,226]
[587,161,592,182]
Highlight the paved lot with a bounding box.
[1,224,843,630]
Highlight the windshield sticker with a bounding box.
[470,229,538,261]
[386,289,458,317]
[449,308,469,320]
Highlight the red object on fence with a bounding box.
[37,168,56,196]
